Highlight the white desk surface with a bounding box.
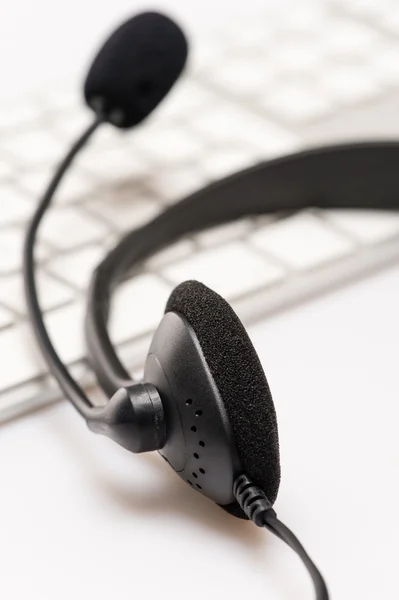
[1,266,398,600]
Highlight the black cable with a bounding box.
[263,514,329,600]
[23,118,103,419]
[234,474,328,600]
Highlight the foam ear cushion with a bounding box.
[165,280,280,517]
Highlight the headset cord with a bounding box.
[234,475,329,600]
[23,118,103,419]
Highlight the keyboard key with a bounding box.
[0,101,42,131]
[207,57,272,97]
[135,126,204,164]
[39,89,80,112]
[0,185,32,224]
[325,210,399,243]
[0,160,14,180]
[280,4,325,31]
[156,80,214,120]
[55,172,96,204]
[20,168,95,204]
[162,242,284,298]
[332,0,390,21]
[0,321,47,390]
[0,272,74,315]
[379,8,399,35]
[199,146,257,179]
[321,18,378,57]
[116,334,153,379]
[146,239,195,270]
[45,301,85,365]
[144,164,206,203]
[0,305,13,329]
[0,300,85,391]
[39,206,108,250]
[320,64,380,105]
[0,227,48,274]
[192,104,298,157]
[16,168,50,199]
[196,220,252,248]
[192,104,257,141]
[85,188,160,231]
[227,20,273,50]
[76,145,148,183]
[262,82,331,122]
[109,274,171,343]
[250,212,354,269]
[372,43,399,87]
[2,128,66,167]
[271,36,323,73]
[86,125,121,151]
[191,36,230,74]
[51,106,92,137]
[0,379,59,423]
[46,245,105,290]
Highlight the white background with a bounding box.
[0,1,398,598]
[0,0,268,98]
[1,267,398,599]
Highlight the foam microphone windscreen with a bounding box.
[84,12,188,128]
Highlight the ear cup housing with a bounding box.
[165,280,281,516]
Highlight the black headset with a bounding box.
[23,11,399,600]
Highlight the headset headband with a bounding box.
[86,141,399,396]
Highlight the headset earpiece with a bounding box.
[143,280,281,516]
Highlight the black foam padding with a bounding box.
[165,281,280,517]
[84,12,188,128]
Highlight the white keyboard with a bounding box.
[2,1,399,421]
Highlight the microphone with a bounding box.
[25,10,189,430]
[84,12,188,128]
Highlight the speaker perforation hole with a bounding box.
[196,484,202,490]
[193,452,199,459]
[192,472,198,479]
[187,480,193,486]
[195,410,203,417]
[191,425,197,433]
[186,399,193,406]
[199,440,205,447]
[199,468,205,475]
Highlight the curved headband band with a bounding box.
[86,142,399,396]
